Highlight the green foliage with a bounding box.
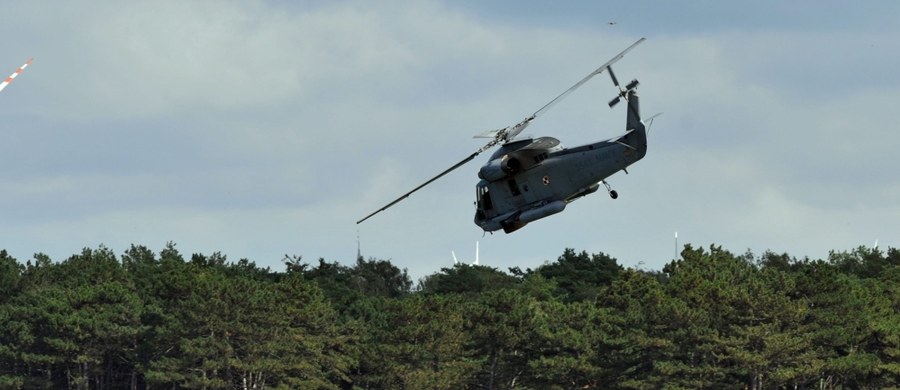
[466,288,537,388]
[418,264,519,295]
[0,250,22,302]
[350,257,413,298]
[300,256,413,315]
[535,248,623,302]
[354,294,475,389]
[0,243,897,389]
[829,245,900,279]
[526,299,617,388]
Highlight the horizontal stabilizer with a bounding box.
[603,129,634,144]
[643,112,663,125]
[643,112,662,134]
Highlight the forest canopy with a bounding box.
[0,243,898,389]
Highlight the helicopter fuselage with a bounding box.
[475,90,647,233]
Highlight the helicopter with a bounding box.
[0,58,32,94]
[357,38,657,233]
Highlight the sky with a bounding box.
[1,1,898,280]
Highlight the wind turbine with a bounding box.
[451,241,480,266]
[0,58,32,94]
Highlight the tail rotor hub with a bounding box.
[607,64,640,108]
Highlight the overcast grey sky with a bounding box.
[1,1,898,279]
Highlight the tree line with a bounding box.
[0,243,898,389]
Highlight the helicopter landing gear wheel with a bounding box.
[602,180,618,199]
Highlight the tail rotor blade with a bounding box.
[608,96,621,108]
[531,37,645,120]
[477,38,646,145]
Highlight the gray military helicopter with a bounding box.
[357,38,657,233]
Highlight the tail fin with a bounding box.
[623,85,647,158]
[627,89,641,130]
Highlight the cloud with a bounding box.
[2,1,899,278]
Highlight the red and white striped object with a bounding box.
[0,58,32,93]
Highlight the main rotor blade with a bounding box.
[357,150,482,224]
[531,37,645,119]
[475,38,646,146]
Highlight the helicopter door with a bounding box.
[507,178,521,196]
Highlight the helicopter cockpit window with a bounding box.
[477,185,493,210]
